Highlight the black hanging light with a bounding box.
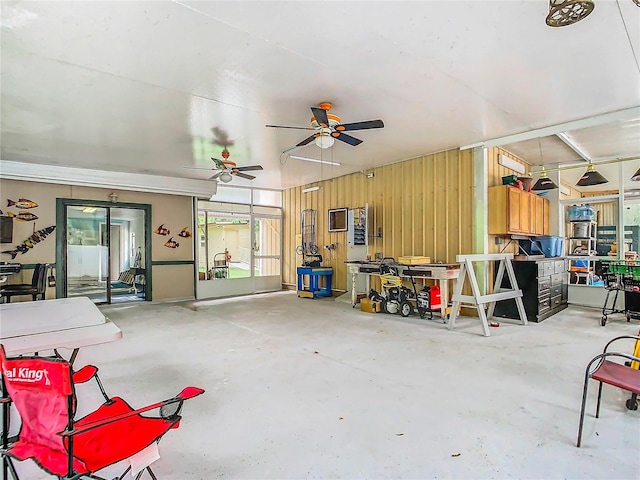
[576,163,608,187]
[532,168,558,191]
[546,0,595,27]
[631,166,640,181]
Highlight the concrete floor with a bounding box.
[11,291,640,479]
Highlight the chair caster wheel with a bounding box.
[601,316,607,326]
[625,398,638,410]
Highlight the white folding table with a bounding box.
[0,296,122,362]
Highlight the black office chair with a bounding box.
[0,263,48,302]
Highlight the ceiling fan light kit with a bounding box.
[576,163,608,186]
[546,0,595,27]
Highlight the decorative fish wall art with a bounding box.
[178,227,192,238]
[164,237,179,249]
[155,224,170,235]
[7,198,38,209]
[7,211,39,222]
[2,225,56,259]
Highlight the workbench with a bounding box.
[297,266,333,298]
[345,262,460,318]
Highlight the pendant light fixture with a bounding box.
[576,163,608,187]
[532,168,559,191]
[631,166,640,181]
[545,0,595,27]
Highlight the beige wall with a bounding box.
[0,179,195,301]
[282,148,475,292]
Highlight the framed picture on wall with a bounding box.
[328,208,348,232]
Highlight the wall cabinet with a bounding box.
[488,185,549,236]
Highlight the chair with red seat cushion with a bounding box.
[0,345,204,479]
[576,335,640,447]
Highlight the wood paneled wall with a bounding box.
[282,149,474,292]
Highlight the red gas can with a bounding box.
[429,285,441,310]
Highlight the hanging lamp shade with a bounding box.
[631,166,640,181]
[532,169,558,191]
[546,0,595,27]
[576,163,608,186]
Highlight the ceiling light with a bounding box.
[302,186,320,193]
[290,155,340,166]
[576,163,608,187]
[631,166,640,181]
[314,133,335,149]
[532,169,558,191]
[219,172,233,183]
[82,207,98,213]
[546,0,594,27]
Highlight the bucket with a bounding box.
[573,223,589,238]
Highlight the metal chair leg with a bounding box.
[577,371,591,447]
[596,381,604,418]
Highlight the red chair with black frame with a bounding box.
[0,345,204,479]
[576,335,640,447]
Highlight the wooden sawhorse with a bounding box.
[447,253,527,336]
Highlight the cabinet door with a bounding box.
[543,198,550,235]
[519,191,532,234]
[507,188,522,233]
[534,195,544,235]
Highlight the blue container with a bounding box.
[535,235,563,257]
[568,204,595,222]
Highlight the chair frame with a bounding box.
[0,263,48,303]
[577,335,640,447]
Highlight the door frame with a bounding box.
[55,198,153,301]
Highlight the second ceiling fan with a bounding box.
[266,102,384,148]
[209,148,263,183]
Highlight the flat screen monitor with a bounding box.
[0,216,13,243]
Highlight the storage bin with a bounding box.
[534,235,563,257]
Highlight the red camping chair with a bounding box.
[0,345,204,479]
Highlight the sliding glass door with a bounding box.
[57,199,150,304]
[66,206,109,302]
[196,201,282,298]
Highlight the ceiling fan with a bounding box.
[266,102,384,149]
[208,148,263,183]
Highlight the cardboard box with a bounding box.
[360,298,381,313]
[398,256,431,265]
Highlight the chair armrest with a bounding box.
[603,335,640,353]
[72,365,98,384]
[60,387,205,437]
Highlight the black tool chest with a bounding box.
[493,258,569,322]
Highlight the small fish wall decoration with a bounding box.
[155,224,170,236]
[2,225,56,259]
[7,198,38,209]
[164,237,179,249]
[7,210,38,222]
[178,227,192,238]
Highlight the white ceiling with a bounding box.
[1,1,639,192]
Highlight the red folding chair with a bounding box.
[0,345,204,479]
